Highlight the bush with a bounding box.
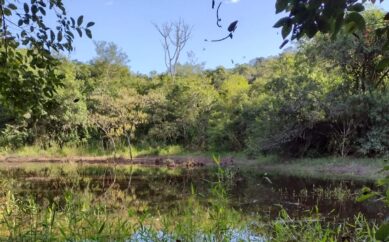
[0,124,30,149]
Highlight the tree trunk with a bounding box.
[126,133,133,161]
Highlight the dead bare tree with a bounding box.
[154,19,192,78]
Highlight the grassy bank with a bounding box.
[0,145,386,181]
[0,145,188,158]
[254,156,387,181]
[0,144,251,159]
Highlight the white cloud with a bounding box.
[105,0,114,6]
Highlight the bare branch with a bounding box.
[216,2,222,28]
[154,19,192,78]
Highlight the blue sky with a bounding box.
[64,0,389,74]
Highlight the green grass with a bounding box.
[268,209,377,242]
[0,144,387,181]
[0,143,252,160]
[0,144,187,158]
[0,162,185,180]
[254,156,387,181]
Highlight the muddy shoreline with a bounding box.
[0,155,231,168]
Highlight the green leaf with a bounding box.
[31,5,38,15]
[57,31,63,42]
[276,0,288,14]
[59,227,67,238]
[39,7,46,15]
[66,31,75,39]
[377,58,389,70]
[317,18,331,33]
[279,39,289,49]
[77,15,84,26]
[98,222,106,234]
[7,3,17,10]
[332,15,344,39]
[348,3,365,12]
[385,12,389,20]
[356,192,377,202]
[38,1,47,8]
[345,12,366,31]
[85,29,92,39]
[50,30,55,41]
[3,8,11,16]
[381,165,389,172]
[70,17,75,27]
[23,3,29,13]
[376,223,389,241]
[377,177,389,186]
[76,28,82,37]
[282,21,292,39]
[305,23,318,38]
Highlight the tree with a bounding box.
[115,89,149,160]
[141,74,217,149]
[175,51,205,76]
[154,19,192,78]
[93,41,129,66]
[86,42,132,152]
[88,87,148,157]
[302,10,389,94]
[0,0,93,116]
[208,74,250,151]
[87,41,131,95]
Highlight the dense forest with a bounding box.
[1,9,388,158]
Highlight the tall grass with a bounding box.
[0,144,186,158]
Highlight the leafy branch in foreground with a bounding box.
[0,0,94,115]
[274,0,389,50]
[0,0,94,52]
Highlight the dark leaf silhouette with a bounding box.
[207,20,238,42]
[279,39,289,49]
[228,20,238,33]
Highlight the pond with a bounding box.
[0,163,386,241]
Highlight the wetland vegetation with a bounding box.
[0,161,386,241]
